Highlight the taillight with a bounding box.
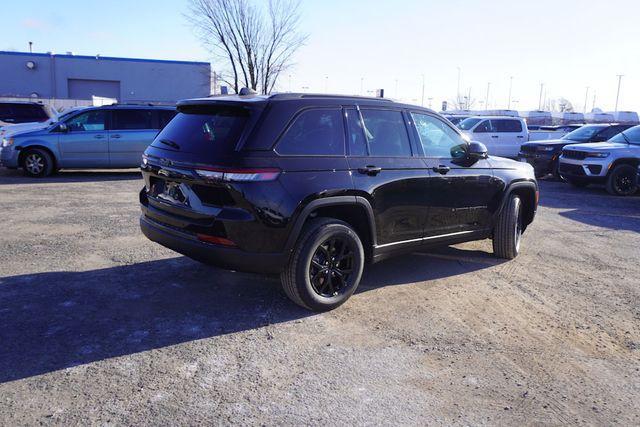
[195,167,280,182]
[196,234,237,247]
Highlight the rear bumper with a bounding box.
[140,215,288,275]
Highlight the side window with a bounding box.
[276,108,344,156]
[360,109,412,157]
[412,113,467,159]
[65,110,107,132]
[345,108,367,156]
[598,126,625,141]
[474,120,494,133]
[495,119,523,133]
[113,109,153,130]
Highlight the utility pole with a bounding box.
[614,75,624,112]
[583,86,590,113]
[485,82,490,111]
[507,76,513,110]
[538,83,544,110]
[421,74,425,107]
[456,67,461,104]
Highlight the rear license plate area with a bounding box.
[150,178,187,205]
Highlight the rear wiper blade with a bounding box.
[159,139,180,149]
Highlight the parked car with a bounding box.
[519,124,632,178]
[0,101,54,127]
[0,104,176,177]
[139,93,538,311]
[0,106,87,139]
[458,116,528,158]
[443,115,470,126]
[558,125,640,196]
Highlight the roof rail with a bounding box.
[268,93,394,102]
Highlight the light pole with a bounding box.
[614,75,624,112]
[485,82,490,111]
[538,83,544,110]
[507,76,513,110]
[583,86,590,113]
[456,67,461,104]
[421,74,425,107]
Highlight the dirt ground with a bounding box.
[0,168,639,425]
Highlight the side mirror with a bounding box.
[58,123,68,133]
[468,141,488,160]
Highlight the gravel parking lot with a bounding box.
[1,168,639,425]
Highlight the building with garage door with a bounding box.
[0,51,211,104]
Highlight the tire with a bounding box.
[280,218,365,311]
[493,194,522,260]
[21,148,54,177]
[605,164,638,196]
[567,178,589,188]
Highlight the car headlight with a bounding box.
[537,146,556,151]
[586,152,610,158]
[1,137,14,148]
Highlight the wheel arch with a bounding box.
[284,196,377,261]
[496,181,538,230]
[608,158,640,174]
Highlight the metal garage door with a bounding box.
[68,79,121,100]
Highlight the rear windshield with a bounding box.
[150,106,249,155]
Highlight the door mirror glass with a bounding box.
[57,122,68,133]
[468,141,488,159]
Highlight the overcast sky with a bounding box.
[4,0,639,112]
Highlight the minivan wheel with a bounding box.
[606,164,638,196]
[280,218,364,311]
[493,194,522,260]
[22,149,54,177]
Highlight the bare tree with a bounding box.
[187,0,307,95]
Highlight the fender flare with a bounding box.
[283,195,377,253]
[495,180,538,226]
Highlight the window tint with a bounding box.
[276,109,344,156]
[360,109,411,157]
[0,105,12,119]
[412,113,467,158]
[495,119,523,133]
[113,109,153,130]
[158,110,177,129]
[597,125,626,140]
[473,120,494,133]
[66,110,107,132]
[150,107,249,156]
[610,125,640,144]
[346,108,367,156]
[13,104,48,120]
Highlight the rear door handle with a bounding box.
[432,165,451,175]
[358,165,382,176]
[94,134,105,139]
[491,135,499,138]
[111,134,121,139]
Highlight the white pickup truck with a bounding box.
[458,116,528,158]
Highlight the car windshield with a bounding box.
[609,126,640,145]
[561,125,606,142]
[457,117,482,130]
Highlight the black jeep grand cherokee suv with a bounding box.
[140,93,538,311]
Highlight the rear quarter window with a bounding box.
[495,119,523,133]
[276,108,344,156]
